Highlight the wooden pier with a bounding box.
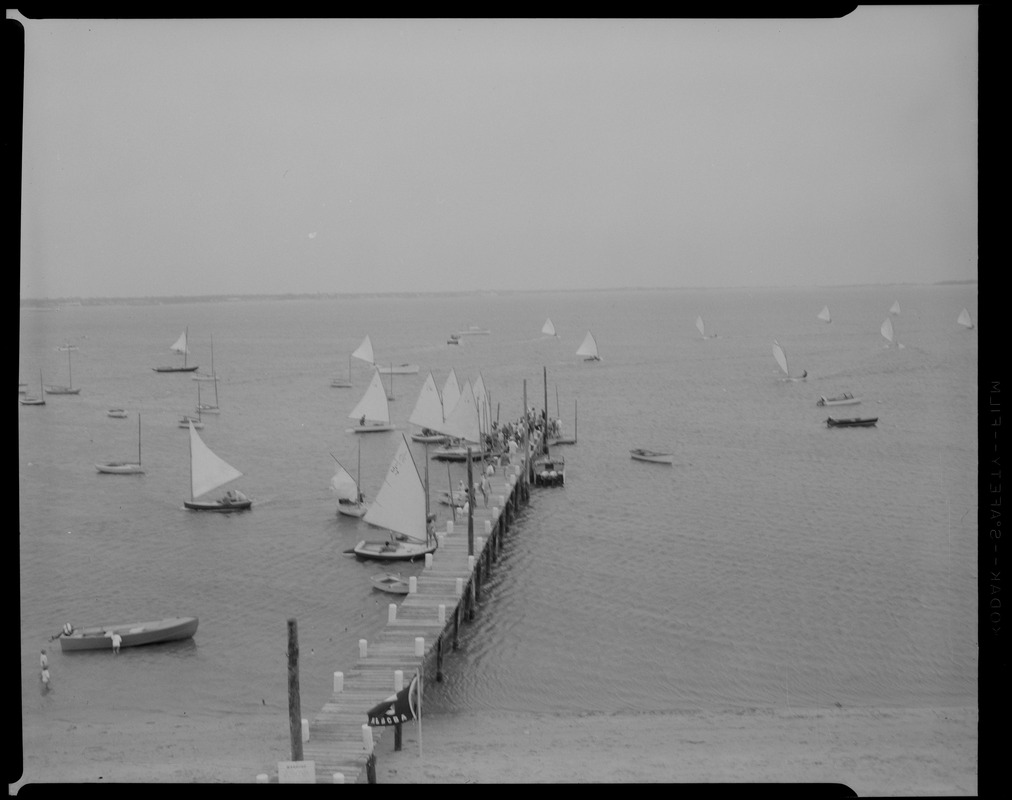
[272,435,541,784]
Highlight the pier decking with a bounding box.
[284,439,541,783]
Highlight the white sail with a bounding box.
[576,331,599,358]
[818,306,831,323]
[352,335,375,364]
[363,435,427,542]
[441,369,460,420]
[330,462,359,501]
[890,301,901,315]
[189,422,242,500]
[542,318,556,336]
[409,372,445,431]
[957,308,974,329]
[349,370,390,424]
[881,317,894,344]
[170,330,189,355]
[695,316,706,338]
[772,340,790,376]
[435,379,481,443]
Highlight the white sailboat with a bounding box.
[196,335,220,413]
[45,343,81,394]
[542,318,558,337]
[183,421,250,511]
[154,328,199,373]
[409,372,448,443]
[347,369,394,433]
[441,369,460,418]
[890,300,901,315]
[179,384,205,428]
[817,306,832,323]
[881,317,905,349]
[695,316,717,339]
[20,371,46,406]
[96,414,144,474]
[352,435,437,561]
[331,443,367,517]
[772,340,807,381]
[431,379,483,461]
[576,331,601,361]
[957,308,974,329]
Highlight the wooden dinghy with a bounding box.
[56,617,198,652]
[816,393,862,407]
[630,448,674,464]
[370,573,410,595]
[826,416,878,428]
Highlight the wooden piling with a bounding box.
[287,618,303,762]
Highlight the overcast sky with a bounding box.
[14,10,977,299]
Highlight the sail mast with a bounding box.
[138,414,142,465]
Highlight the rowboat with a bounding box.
[55,617,198,652]
[630,448,674,465]
[826,416,878,428]
[816,393,862,407]
[370,573,410,595]
[532,454,565,486]
[107,408,129,418]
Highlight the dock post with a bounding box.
[366,753,377,784]
[394,723,402,751]
[287,618,303,762]
[436,635,443,682]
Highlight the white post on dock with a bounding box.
[256,774,269,783]
[425,553,433,569]
[446,520,454,534]
[388,604,397,623]
[409,576,418,593]
[333,671,344,693]
[362,724,374,753]
[456,577,463,596]
[484,519,492,534]
[359,639,368,658]
[333,773,345,784]
[301,719,309,742]
[477,536,484,552]
[415,637,425,657]
[395,669,404,691]
[438,603,446,624]
[468,555,475,571]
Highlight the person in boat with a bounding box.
[802,370,808,379]
[360,415,366,427]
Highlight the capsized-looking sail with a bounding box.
[363,435,426,542]
[189,422,242,500]
[957,308,974,329]
[441,369,460,420]
[170,330,189,355]
[409,372,445,431]
[576,331,599,358]
[772,340,790,376]
[352,335,375,364]
[349,370,390,424]
[818,306,831,323]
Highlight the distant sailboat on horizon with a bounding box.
[890,300,901,315]
[957,308,974,329]
[576,331,601,362]
[154,328,199,373]
[817,306,832,323]
[772,339,806,381]
[881,316,905,349]
[695,316,717,339]
[541,318,558,337]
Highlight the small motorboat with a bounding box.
[532,454,565,486]
[817,393,862,407]
[55,617,198,652]
[370,573,410,595]
[630,448,674,465]
[826,416,878,428]
[107,408,129,418]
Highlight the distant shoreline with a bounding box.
[19,281,978,309]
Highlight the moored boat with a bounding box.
[826,416,878,428]
[56,617,198,652]
[45,343,82,394]
[153,328,199,372]
[96,414,145,474]
[370,573,411,595]
[532,453,565,486]
[347,369,395,433]
[183,420,251,511]
[107,408,129,418]
[816,393,862,407]
[630,448,674,464]
[576,331,601,362]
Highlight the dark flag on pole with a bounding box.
[366,673,419,727]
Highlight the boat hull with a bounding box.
[337,501,367,518]
[57,617,198,652]
[630,449,674,464]
[352,539,437,561]
[154,365,200,373]
[107,409,129,418]
[44,385,81,395]
[547,436,576,446]
[20,397,46,406]
[330,379,352,388]
[184,498,252,512]
[375,365,419,375]
[370,574,410,594]
[411,433,449,444]
[95,462,144,474]
[817,395,862,407]
[348,424,395,433]
[431,446,484,461]
[826,417,878,428]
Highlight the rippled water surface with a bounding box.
[19,286,977,746]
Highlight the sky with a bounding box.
[13,11,978,299]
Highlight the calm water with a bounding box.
[19,286,977,753]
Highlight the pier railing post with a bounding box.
[287,617,303,762]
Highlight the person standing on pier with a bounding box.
[480,473,490,507]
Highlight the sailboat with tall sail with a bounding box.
[547,381,577,446]
[431,379,483,461]
[957,308,974,329]
[20,371,46,406]
[347,369,394,433]
[179,384,205,428]
[695,316,717,339]
[890,300,901,315]
[351,435,438,561]
[880,317,905,349]
[542,318,558,337]
[196,335,220,413]
[817,306,832,323]
[576,331,601,362]
[96,414,144,474]
[154,328,199,373]
[772,340,807,381]
[331,443,367,517]
[183,421,250,511]
[409,372,448,443]
[45,343,81,394]
[441,369,460,419]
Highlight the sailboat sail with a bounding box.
[363,435,427,542]
[409,373,445,431]
[435,380,481,443]
[772,340,790,376]
[188,421,242,500]
[696,316,706,338]
[818,306,832,323]
[441,369,460,420]
[472,374,490,434]
[542,318,556,336]
[890,301,901,315]
[957,308,974,329]
[576,331,599,359]
[352,335,375,365]
[170,331,189,355]
[349,370,390,424]
[330,461,359,501]
[881,317,894,344]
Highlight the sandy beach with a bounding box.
[14,704,976,791]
